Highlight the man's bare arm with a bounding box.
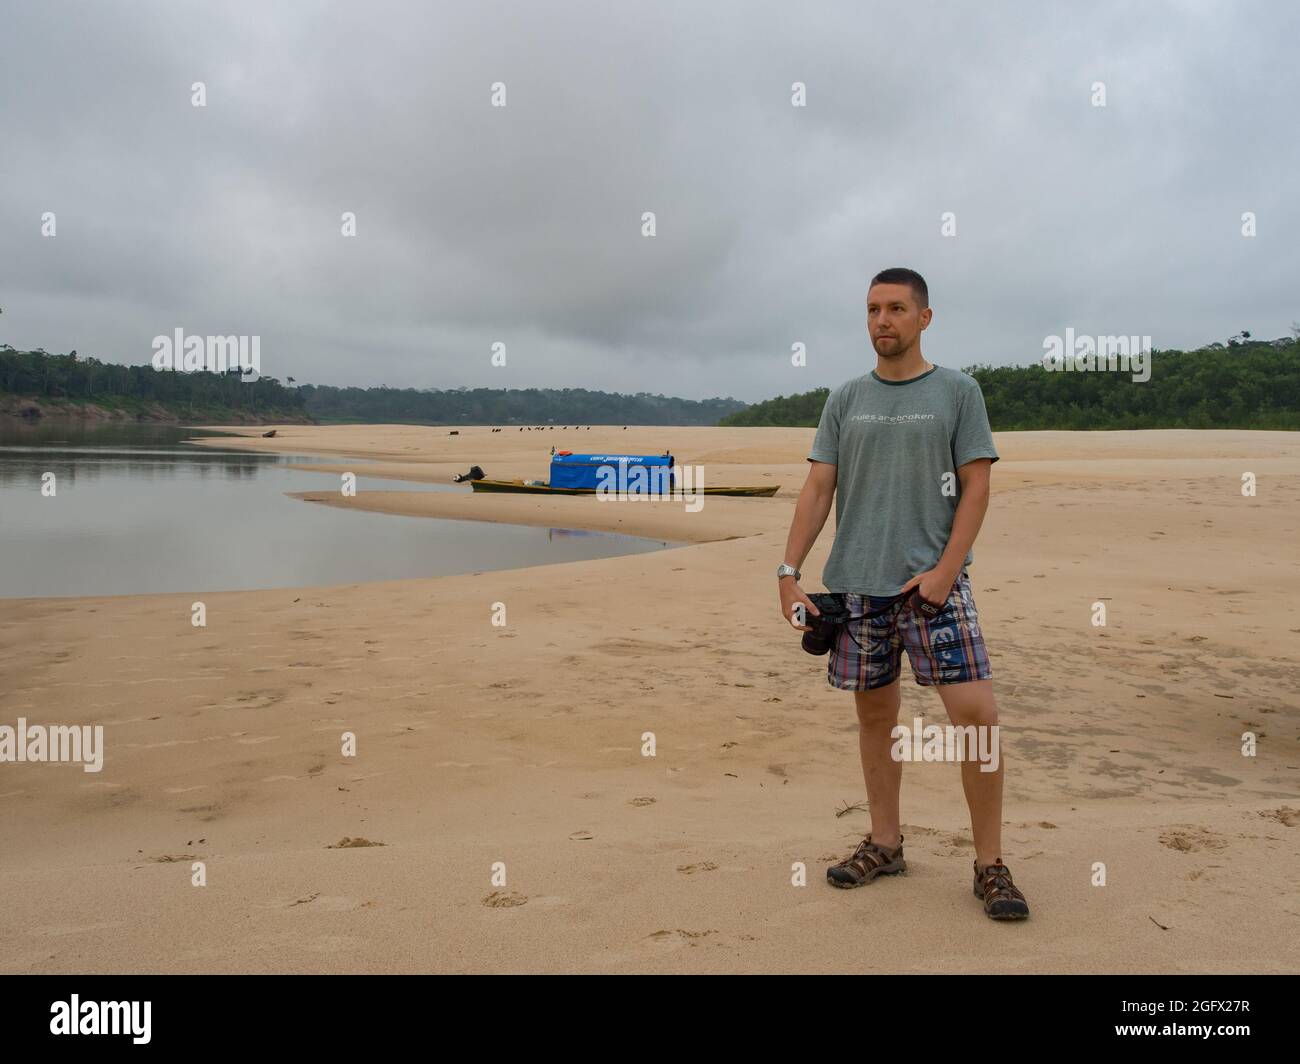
[777,461,837,628]
[782,460,837,572]
[900,458,992,604]
[935,458,992,579]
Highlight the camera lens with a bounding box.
[801,622,833,655]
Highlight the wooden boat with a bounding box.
[469,478,778,497]
[460,451,779,497]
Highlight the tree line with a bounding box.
[298,383,744,425]
[0,346,745,425]
[0,346,307,419]
[6,338,1297,429]
[719,340,1300,430]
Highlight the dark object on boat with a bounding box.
[262,429,277,438]
[452,465,486,483]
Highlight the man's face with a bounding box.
[867,283,931,357]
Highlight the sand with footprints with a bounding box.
[0,424,1296,972]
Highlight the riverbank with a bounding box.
[1,425,1297,972]
[0,394,312,424]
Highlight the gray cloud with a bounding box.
[2,0,1296,401]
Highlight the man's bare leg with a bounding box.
[853,679,903,849]
[934,678,1003,868]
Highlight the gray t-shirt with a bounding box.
[807,365,999,595]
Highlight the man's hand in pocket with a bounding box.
[900,567,957,615]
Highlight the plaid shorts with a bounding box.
[827,570,992,690]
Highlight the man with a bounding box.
[776,267,1029,920]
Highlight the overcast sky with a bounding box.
[2,1,1296,402]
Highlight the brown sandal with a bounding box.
[827,833,906,888]
[973,859,1030,919]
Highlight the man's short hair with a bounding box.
[869,267,929,309]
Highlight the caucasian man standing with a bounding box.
[777,267,1030,920]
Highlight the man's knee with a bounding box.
[939,681,998,728]
[853,684,900,726]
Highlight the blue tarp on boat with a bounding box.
[549,453,675,492]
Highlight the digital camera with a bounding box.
[799,592,850,655]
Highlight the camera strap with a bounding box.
[856,588,917,620]
[837,588,943,652]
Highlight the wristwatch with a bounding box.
[776,563,801,580]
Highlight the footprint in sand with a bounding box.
[327,836,385,848]
[234,690,288,708]
[1258,806,1299,827]
[1158,827,1228,853]
[178,801,225,822]
[289,894,366,911]
[629,797,657,806]
[648,928,718,944]
[677,861,718,874]
[483,891,527,908]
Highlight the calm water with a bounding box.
[0,423,679,598]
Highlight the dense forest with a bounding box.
[5,337,1298,429]
[0,346,746,425]
[720,338,1300,431]
[0,346,309,421]
[299,383,745,425]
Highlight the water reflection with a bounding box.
[0,422,679,598]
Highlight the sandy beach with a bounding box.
[0,424,1296,974]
